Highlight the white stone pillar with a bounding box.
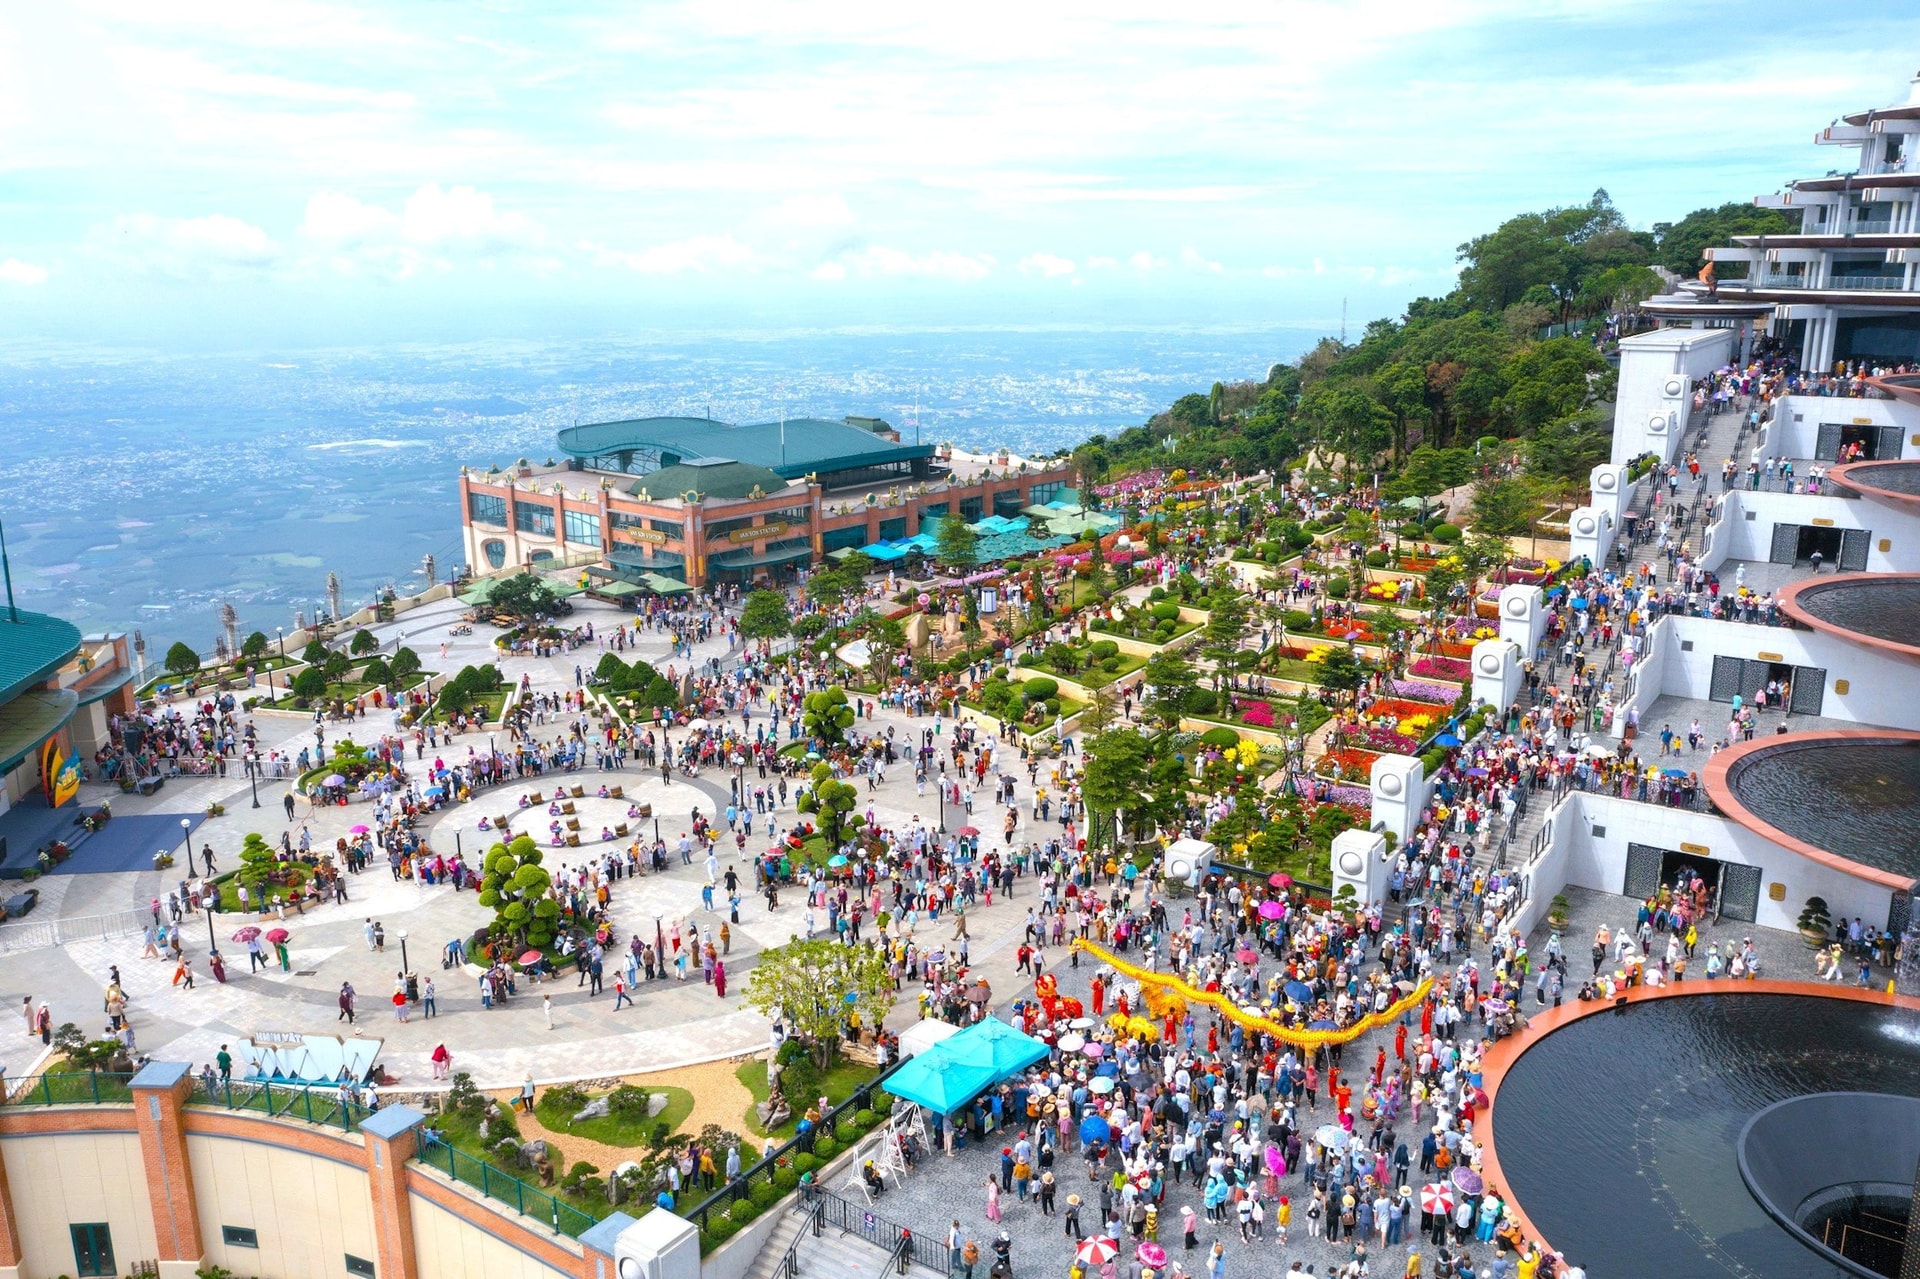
[1588,464,1630,526]
[1330,828,1389,912]
[1368,753,1427,848]
[1496,584,1547,657]
[1567,506,1609,573]
[1470,639,1524,714]
[616,1212,701,1279]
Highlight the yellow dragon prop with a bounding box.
[1071,937,1433,1049]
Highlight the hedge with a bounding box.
[1022,677,1059,700]
[1432,523,1462,544]
[1199,726,1242,750]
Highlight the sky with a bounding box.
[4,1,1920,348]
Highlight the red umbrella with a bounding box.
[230,926,261,942]
[1136,1242,1167,1268]
[1421,1182,1455,1214]
[518,950,543,965]
[1269,872,1293,888]
[957,826,981,837]
[265,928,291,944]
[1075,1238,1120,1267]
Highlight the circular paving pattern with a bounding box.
[435,778,692,850]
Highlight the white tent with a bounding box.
[898,1017,962,1059]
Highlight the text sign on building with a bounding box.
[1679,842,1711,856]
[728,521,789,544]
[622,528,667,545]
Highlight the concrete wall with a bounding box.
[1764,394,1920,461]
[1611,328,1735,465]
[1621,614,1920,731]
[1549,791,1894,933]
[2,1131,158,1279]
[1701,488,1920,573]
[188,1133,377,1279]
[413,1192,572,1279]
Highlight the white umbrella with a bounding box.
[1057,1033,1086,1053]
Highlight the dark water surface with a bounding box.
[1491,993,1920,1277]
[1724,741,1920,876]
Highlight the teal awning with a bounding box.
[0,688,78,773]
[885,1043,1000,1116]
[944,1017,1049,1075]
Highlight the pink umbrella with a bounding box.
[350,824,371,834]
[1136,1243,1167,1268]
[1269,872,1293,888]
[1082,1042,1105,1058]
[1258,900,1286,920]
[1235,948,1259,964]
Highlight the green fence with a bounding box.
[415,1136,598,1238]
[2,1071,136,1106]
[192,1077,371,1132]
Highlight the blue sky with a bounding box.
[4,0,1920,347]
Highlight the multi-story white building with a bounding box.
[1654,71,1920,373]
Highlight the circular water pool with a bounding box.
[1720,738,1920,877]
[1489,993,1920,1277]
[1788,577,1920,654]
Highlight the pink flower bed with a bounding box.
[1356,723,1420,754]
[1390,679,1461,704]
[1239,700,1276,728]
[1409,656,1471,681]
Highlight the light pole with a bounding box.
[398,929,410,978]
[205,899,217,953]
[276,627,284,658]
[247,751,260,809]
[180,818,193,873]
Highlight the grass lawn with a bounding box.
[426,688,510,724]
[424,1103,608,1222]
[1090,619,1200,647]
[959,696,1085,736]
[1029,651,1145,689]
[534,1085,695,1149]
[210,865,315,912]
[1261,654,1327,685]
[736,1056,884,1141]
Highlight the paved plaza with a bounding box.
[0,593,1064,1091]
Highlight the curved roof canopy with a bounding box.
[0,609,83,706]
[559,416,932,479]
[629,460,788,502]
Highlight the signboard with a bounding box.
[1755,652,1783,662]
[1679,842,1711,856]
[727,521,789,544]
[40,739,79,809]
[236,1032,383,1086]
[621,528,667,545]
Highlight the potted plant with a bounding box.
[1798,896,1832,948]
[1546,893,1572,932]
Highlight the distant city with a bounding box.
[0,325,1315,655]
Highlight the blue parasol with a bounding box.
[1433,733,1462,748]
[1284,981,1313,1003]
[1079,1115,1111,1144]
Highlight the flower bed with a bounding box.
[1315,747,1381,780]
[1346,723,1421,754]
[1409,656,1470,681]
[1389,678,1462,704]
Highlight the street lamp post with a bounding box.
[276,627,284,657]
[205,900,217,953]
[180,818,193,872]
[247,752,260,808]
[398,929,410,979]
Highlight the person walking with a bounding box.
[983,1176,1001,1224]
[714,959,727,999]
[613,975,633,1010]
[542,994,554,1029]
[337,982,355,1024]
[421,976,437,1018]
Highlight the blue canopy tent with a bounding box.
[884,1044,1000,1116]
[945,1016,1050,1076]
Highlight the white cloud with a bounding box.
[1179,247,1224,274]
[294,185,545,277]
[1019,252,1076,278]
[400,184,542,249]
[0,258,48,285]
[300,191,399,246]
[579,234,754,274]
[1128,252,1164,272]
[813,247,994,281]
[88,212,278,276]
[764,194,855,228]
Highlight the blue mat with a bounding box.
[0,801,205,876]
[57,811,206,874]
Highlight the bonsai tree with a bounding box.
[302,639,329,666]
[390,646,422,681]
[480,835,557,948]
[237,832,277,890]
[164,642,201,680]
[802,687,855,752]
[359,656,392,687]
[1547,893,1572,931]
[349,628,379,656]
[291,668,327,702]
[322,649,352,682]
[240,631,270,661]
[1798,896,1832,946]
[796,762,864,848]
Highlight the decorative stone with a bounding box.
[572,1096,612,1123]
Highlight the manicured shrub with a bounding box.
[1200,726,1241,750]
[1432,523,1462,544]
[1022,677,1059,700]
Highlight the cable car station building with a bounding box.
[456,414,1075,591]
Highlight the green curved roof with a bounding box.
[629,460,788,501]
[0,609,82,705]
[560,415,933,479]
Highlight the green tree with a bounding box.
[1655,201,1793,276]
[738,589,792,643]
[390,646,422,680]
[1201,581,1252,693]
[359,656,392,686]
[801,687,856,752]
[1316,645,1369,696]
[796,762,864,847]
[292,668,327,701]
[805,566,853,611]
[1142,649,1198,734]
[1469,476,1543,539]
[302,639,328,666]
[240,631,269,660]
[1494,337,1609,434]
[1082,729,1153,847]
[1527,407,1614,484]
[1078,684,1119,735]
[479,835,557,948]
[348,629,378,656]
[740,938,895,1069]
[237,832,277,890]
[163,642,201,679]
[488,572,559,620]
[935,514,980,569]
[322,649,351,682]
